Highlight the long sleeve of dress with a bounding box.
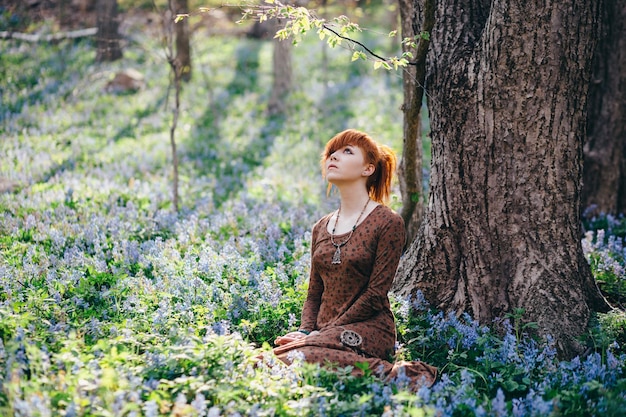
[299,224,323,332]
[332,214,405,326]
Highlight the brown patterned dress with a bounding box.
[273,205,437,388]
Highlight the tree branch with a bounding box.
[321,24,388,61]
[0,28,97,42]
[322,23,425,66]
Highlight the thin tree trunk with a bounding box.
[397,0,434,243]
[582,0,626,216]
[169,71,181,212]
[58,0,70,28]
[165,1,181,212]
[267,20,293,117]
[174,0,192,82]
[393,0,610,358]
[96,0,123,62]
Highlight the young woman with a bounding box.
[271,129,437,388]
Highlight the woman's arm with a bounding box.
[276,221,323,346]
[332,213,405,326]
[298,224,323,332]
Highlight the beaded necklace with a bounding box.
[330,197,370,264]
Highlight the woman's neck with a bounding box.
[337,185,371,214]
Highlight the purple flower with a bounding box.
[491,389,507,417]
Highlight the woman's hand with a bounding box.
[274,331,305,346]
[274,330,319,346]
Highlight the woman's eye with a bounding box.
[344,148,353,154]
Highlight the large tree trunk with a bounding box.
[582,0,626,216]
[174,0,192,82]
[397,0,434,243]
[393,0,610,358]
[96,0,123,62]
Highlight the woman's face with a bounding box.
[324,145,374,184]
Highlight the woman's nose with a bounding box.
[330,152,338,160]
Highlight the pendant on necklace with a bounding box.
[332,245,342,264]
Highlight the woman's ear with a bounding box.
[362,164,375,177]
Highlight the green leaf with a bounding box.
[391,58,406,70]
[351,51,366,62]
[327,35,341,48]
[503,380,519,392]
[354,361,372,376]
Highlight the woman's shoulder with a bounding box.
[372,205,406,248]
[311,212,333,234]
[372,204,404,227]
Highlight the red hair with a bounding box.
[321,129,397,204]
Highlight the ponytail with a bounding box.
[367,144,396,204]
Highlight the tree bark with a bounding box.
[96,0,123,62]
[174,0,192,82]
[397,0,434,243]
[393,0,611,358]
[267,20,293,117]
[582,0,626,217]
